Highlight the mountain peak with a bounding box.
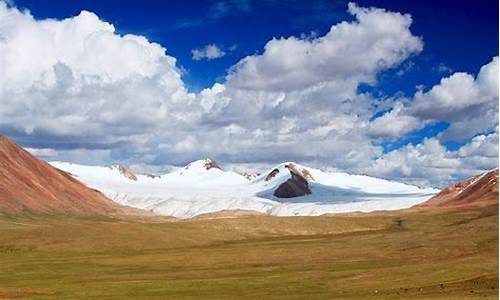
[184,158,221,171]
[203,158,221,170]
[50,158,440,218]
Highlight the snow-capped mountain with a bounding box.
[50,159,439,218]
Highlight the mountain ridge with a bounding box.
[417,168,499,208]
[0,135,123,214]
[3,134,495,219]
[50,159,438,218]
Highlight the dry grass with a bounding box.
[0,206,497,299]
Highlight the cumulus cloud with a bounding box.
[184,2,425,172]
[457,128,499,172]
[0,2,497,188]
[367,103,423,140]
[225,3,423,92]
[365,138,461,186]
[368,57,498,143]
[414,58,496,120]
[198,1,424,143]
[191,44,226,60]
[364,129,499,187]
[411,57,498,140]
[0,3,200,148]
[433,62,452,74]
[361,57,498,186]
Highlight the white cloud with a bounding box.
[0,3,200,147]
[364,129,499,187]
[458,129,499,158]
[363,56,498,186]
[365,57,499,143]
[198,83,230,111]
[225,2,422,92]
[413,73,483,118]
[365,138,461,186]
[411,57,498,140]
[457,128,499,172]
[367,103,423,139]
[191,44,225,60]
[438,108,498,141]
[187,2,425,172]
[0,2,497,188]
[433,62,452,74]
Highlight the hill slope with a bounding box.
[418,168,499,208]
[0,136,120,214]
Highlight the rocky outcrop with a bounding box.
[265,168,279,181]
[418,168,498,208]
[287,163,315,181]
[301,168,315,181]
[273,164,312,198]
[143,173,161,179]
[116,165,138,181]
[203,159,221,170]
[239,172,260,181]
[109,165,160,180]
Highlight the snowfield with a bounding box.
[51,160,439,218]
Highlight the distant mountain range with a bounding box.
[1,135,497,218]
[49,159,439,218]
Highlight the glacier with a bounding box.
[50,160,439,218]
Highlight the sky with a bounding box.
[0,0,498,187]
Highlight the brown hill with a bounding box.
[417,168,499,208]
[0,135,122,214]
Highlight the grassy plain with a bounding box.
[0,206,497,299]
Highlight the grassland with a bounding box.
[0,205,497,299]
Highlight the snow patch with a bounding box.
[50,161,438,219]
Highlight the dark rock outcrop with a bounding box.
[265,168,280,181]
[203,159,221,170]
[273,165,311,198]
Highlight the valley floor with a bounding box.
[0,206,498,299]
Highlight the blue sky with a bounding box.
[14,0,498,91]
[1,0,498,186]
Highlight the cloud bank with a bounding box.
[0,2,497,187]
